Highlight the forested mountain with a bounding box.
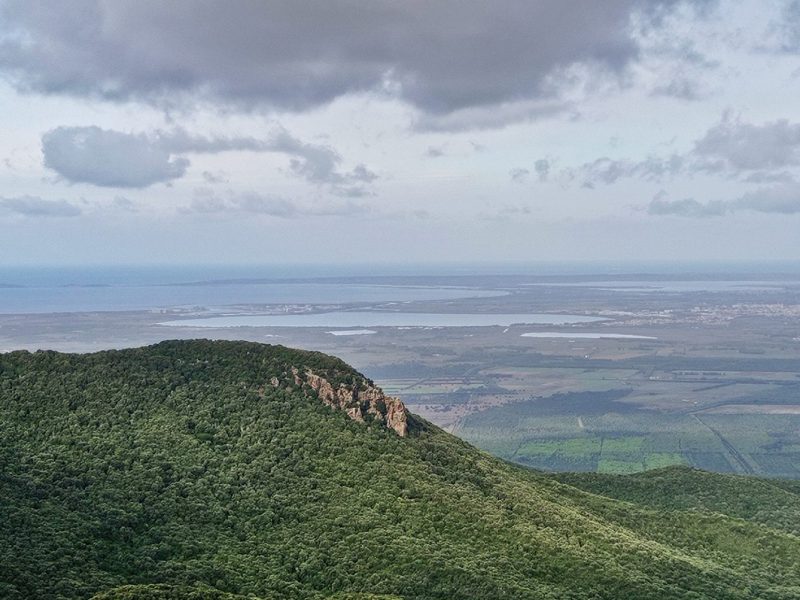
[1,340,799,599]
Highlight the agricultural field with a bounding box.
[456,386,800,478]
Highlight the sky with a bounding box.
[1,0,799,266]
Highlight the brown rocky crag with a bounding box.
[280,367,408,436]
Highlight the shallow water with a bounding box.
[520,332,656,339]
[161,312,605,328]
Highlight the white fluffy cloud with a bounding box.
[42,127,189,188]
[40,126,378,194]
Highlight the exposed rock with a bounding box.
[291,367,302,387]
[291,368,408,437]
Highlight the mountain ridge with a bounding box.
[1,340,799,599]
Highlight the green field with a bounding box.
[458,389,800,477]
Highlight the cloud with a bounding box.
[498,204,533,216]
[268,128,378,194]
[559,115,800,189]
[183,188,368,218]
[413,98,574,131]
[469,141,486,153]
[693,115,800,171]
[734,182,800,213]
[425,146,445,158]
[0,1,707,127]
[202,170,229,184]
[41,125,377,193]
[775,0,800,52]
[647,196,727,217]
[156,128,272,154]
[350,164,379,183]
[742,170,796,184]
[509,168,530,183]
[111,195,137,212]
[509,160,550,184]
[651,76,704,100]
[638,14,719,100]
[42,126,189,188]
[187,189,299,218]
[575,154,684,187]
[0,195,82,217]
[647,183,800,217]
[534,159,551,182]
[426,142,486,159]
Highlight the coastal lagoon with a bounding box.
[326,329,377,336]
[520,332,656,339]
[523,280,797,293]
[161,312,605,328]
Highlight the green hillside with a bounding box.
[552,467,800,536]
[1,340,799,599]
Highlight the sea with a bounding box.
[1,262,799,316]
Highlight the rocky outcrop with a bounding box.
[287,367,408,436]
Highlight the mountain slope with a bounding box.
[552,467,800,536]
[1,340,799,599]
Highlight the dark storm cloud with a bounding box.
[0,1,707,127]
[414,99,575,131]
[647,182,800,216]
[0,195,82,217]
[41,125,378,192]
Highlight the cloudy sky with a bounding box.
[1,0,799,266]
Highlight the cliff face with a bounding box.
[286,367,408,437]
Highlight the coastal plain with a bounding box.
[2,271,799,477]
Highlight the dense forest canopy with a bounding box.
[1,340,799,599]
